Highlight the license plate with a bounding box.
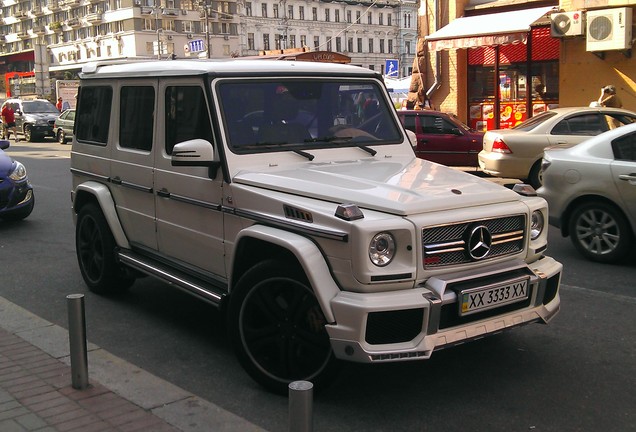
[459,278,529,316]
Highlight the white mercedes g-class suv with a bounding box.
[71,59,562,394]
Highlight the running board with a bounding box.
[118,251,227,307]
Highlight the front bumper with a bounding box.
[326,256,562,363]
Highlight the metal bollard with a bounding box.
[66,294,89,390]
[289,380,313,432]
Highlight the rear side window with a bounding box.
[76,86,113,145]
[165,86,213,155]
[120,86,155,151]
[612,131,636,161]
[551,114,605,136]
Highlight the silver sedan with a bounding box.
[479,106,636,188]
[538,122,636,263]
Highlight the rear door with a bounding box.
[416,112,475,166]
[610,130,636,224]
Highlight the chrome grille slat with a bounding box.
[422,215,526,268]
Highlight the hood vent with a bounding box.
[284,205,313,223]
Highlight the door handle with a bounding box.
[618,174,636,182]
[157,189,170,198]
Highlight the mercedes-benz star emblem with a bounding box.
[467,225,492,260]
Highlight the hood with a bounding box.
[25,112,58,121]
[234,157,520,216]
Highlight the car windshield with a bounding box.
[22,100,59,114]
[218,78,403,155]
[511,110,558,131]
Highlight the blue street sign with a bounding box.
[385,59,399,78]
[188,39,206,53]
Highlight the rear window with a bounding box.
[75,86,113,145]
[511,111,558,132]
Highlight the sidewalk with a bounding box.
[0,296,266,432]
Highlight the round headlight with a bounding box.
[369,232,396,267]
[9,161,27,181]
[530,210,545,240]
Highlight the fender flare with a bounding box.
[73,181,130,249]
[235,225,340,323]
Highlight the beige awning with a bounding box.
[426,6,555,51]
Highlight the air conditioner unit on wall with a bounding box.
[586,7,633,52]
[550,11,584,37]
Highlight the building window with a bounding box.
[273,4,279,18]
[325,9,329,22]
[288,5,293,19]
[368,39,373,53]
[312,7,317,21]
[245,2,251,16]
[263,33,270,50]
[261,3,267,18]
[347,37,353,52]
[357,37,362,52]
[248,33,254,50]
[275,34,282,49]
[388,39,393,54]
[313,35,319,49]
[143,18,155,31]
[346,10,351,23]
[405,41,410,54]
[336,37,341,52]
[379,13,383,25]
[388,14,392,26]
[327,38,332,51]
[379,39,384,53]
[299,6,304,20]
[367,12,372,25]
[335,9,339,23]
[356,11,360,23]
[300,35,307,47]
[289,34,296,48]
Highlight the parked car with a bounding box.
[478,106,636,188]
[71,59,561,394]
[54,109,75,144]
[0,140,35,221]
[0,98,59,142]
[538,122,636,263]
[396,109,484,167]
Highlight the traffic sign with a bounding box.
[385,59,399,78]
[187,39,206,53]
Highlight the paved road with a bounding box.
[2,140,635,432]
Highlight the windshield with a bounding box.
[218,78,403,155]
[22,100,60,114]
[511,110,558,131]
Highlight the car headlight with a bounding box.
[530,210,544,240]
[9,161,27,181]
[369,232,396,266]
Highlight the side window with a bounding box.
[552,114,605,136]
[612,131,636,161]
[421,115,444,134]
[401,114,417,134]
[120,86,155,151]
[165,86,213,155]
[76,86,113,145]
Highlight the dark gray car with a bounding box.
[54,109,75,144]
[0,98,59,142]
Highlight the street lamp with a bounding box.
[155,5,163,59]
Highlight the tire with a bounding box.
[1,196,34,221]
[57,130,66,144]
[24,125,33,142]
[228,260,339,394]
[568,201,632,263]
[75,204,134,294]
[526,160,543,189]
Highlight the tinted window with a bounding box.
[612,131,636,161]
[512,110,557,131]
[76,86,113,145]
[165,86,213,155]
[401,114,417,133]
[120,86,155,151]
[551,114,605,136]
[23,100,59,114]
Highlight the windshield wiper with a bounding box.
[305,136,377,156]
[293,149,315,161]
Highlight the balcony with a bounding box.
[140,6,153,15]
[66,18,81,27]
[86,12,103,23]
[17,31,29,38]
[33,25,47,34]
[162,8,179,18]
[31,7,45,16]
[13,10,27,19]
[47,0,61,11]
[62,0,80,6]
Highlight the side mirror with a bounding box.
[171,138,217,167]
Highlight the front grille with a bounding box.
[365,308,424,345]
[422,215,526,268]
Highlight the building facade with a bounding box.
[415,0,636,130]
[0,0,417,98]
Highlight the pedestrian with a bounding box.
[598,85,622,108]
[1,103,19,142]
[56,97,64,111]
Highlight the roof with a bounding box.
[79,59,381,80]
